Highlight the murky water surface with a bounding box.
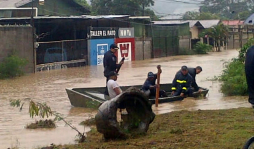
[0,50,250,149]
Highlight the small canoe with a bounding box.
[66,83,209,108]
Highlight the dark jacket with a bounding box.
[245,46,254,103]
[103,50,120,77]
[171,71,192,94]
[188,68,199,91]
[141,74,157,91]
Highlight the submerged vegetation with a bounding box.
[10,99,86,143]
[219,38,254,96]
[193,42,213,54]
[0,54,28,79]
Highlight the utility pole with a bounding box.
[31,0,36,73]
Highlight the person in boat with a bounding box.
[107,71,122,99]
[187,66,203,92]
[171,66,193,97]
[176,66,203,92]
[141,71,167,98]
[245,46,254,107]
[103,44,124,95]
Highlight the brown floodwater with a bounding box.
[0,49,251,149]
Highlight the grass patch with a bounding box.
[52,108,254,149]
[79,118,96,126]
[26,119,56,129]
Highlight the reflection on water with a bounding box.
[0,49,251,148]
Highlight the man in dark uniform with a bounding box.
[245,46,254,106]
[141,71,167,98]
[171,66,193,97]
[103,44,124,95]
[187,66,202,92]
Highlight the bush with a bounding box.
[0,55,28,79]
[193,42,212,54]
[238,38,254,62]
[220,59,248,96]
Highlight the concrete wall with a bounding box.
[179,36,190,51]
[135,37,152,60]
[190,26,199,39]
[0,26,34,73]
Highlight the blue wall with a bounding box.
[89,39,115,65]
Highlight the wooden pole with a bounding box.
[155,65,161,107]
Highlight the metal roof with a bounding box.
[153,20,220,28]
[199,20,220,28]
[0,15,130,21]
[152,20,189,25]
[244,13,254,25]
[0,0,30,8]
[222,20,244,26]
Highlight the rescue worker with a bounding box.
[103,44,124,95]
[141,71,167,98]
[171,66,193,97]
[245,46,254,107]
[176,66,202,92]
[187,66,203,92]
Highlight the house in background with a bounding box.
[0,0,90,18]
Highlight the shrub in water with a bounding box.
[0,55,28,79]
[220,59,247,96]
[193,42,212,54]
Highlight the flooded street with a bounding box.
[0,49,251,149]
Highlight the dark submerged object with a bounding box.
[66,83,209,108]
[95,87,155,139]
[245,46,254,105]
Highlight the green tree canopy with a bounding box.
[74,0,91,10]
[201,23,229,52]
[90,0,156,19]
[182,11,220,20]
[200,0,254,20]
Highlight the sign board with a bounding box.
[118,28,134,38]
[87,27,117,39]
[115,38,135,62]
[89,39,114,65]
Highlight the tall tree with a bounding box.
[183,11,220,20]
[201,23,229,52]
[200,0,254,20]
[91,0,155,18]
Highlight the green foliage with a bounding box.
[220,59,247,96]
[200,0,254,20]
[0,54,28,79]
[74,0,91,10]
[201,23,229,52]
[238,38,254,63]
[193,42,212,54]
[10,99,86,142]
[219,39,254,96]
[29,101,53,118]
[182,11,220,20]
[90,0,157,20]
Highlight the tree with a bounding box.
[201,23,229,52]
[200,0,254,20]
[90,0,156,19]
[74,0,91,10]
[182,11,220,20]
[182,11,200,20]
